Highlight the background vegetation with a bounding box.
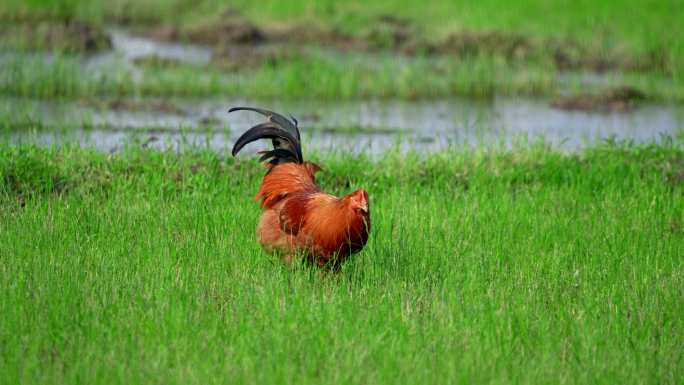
[1,0,682,100]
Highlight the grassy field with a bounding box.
[3,52,682,101]
[1,143,683,384]
[0,52,553,100]
[1,1,683,383]
[1,0,682,101]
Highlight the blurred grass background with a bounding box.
[1,0,682,100]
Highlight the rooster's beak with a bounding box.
[359,203,368,214]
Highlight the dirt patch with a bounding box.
[269,25,359,51]
[277,15,418,53]
[551,86,646,112]
[145,10,265,46]
[364,15,416,50]
[418,31,535,59]
[133,55,185,68]
[552,41,671,74]
[210,44,301,70]
[143,9,361,52]
[313,125,404,135]
[81,99,186,115]
[66,21,112,52]
[553,41,611,72]
[185,20,265,46]
[143,25,182,42]
[0,20,111,52]
[199,116,222,126]
[421,32,668,73]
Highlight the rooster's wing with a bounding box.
[278,193,311,235]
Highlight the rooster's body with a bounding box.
[230,107,370,267]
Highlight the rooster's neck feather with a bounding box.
[256,162,320,208]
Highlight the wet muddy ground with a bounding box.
[137,10,672,74]
[5,96,683,155]
[2,26,682,155]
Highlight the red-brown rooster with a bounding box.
[229,107,370,268]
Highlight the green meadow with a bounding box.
[1,1,683,384]
[1,143,683,384]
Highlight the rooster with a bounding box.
[229,107,371,268]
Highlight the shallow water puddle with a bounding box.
[5,96,683,154]
[94,28,212,66]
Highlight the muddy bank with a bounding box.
[0,20,111,52]
[104,28,212,66]
[551,41,671,74]
[0,11,670,75]
[80,98,187,115]
[210,44,301,71]
[405,31,670,73]
[143,10,266,46]
[138,11,671,74]
[552,86,647,112]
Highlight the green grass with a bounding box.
[2,143,683,384]
[0,52,550,99]
[2,0,682,54]
[1,1,683,381]
[2,51,682,101]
